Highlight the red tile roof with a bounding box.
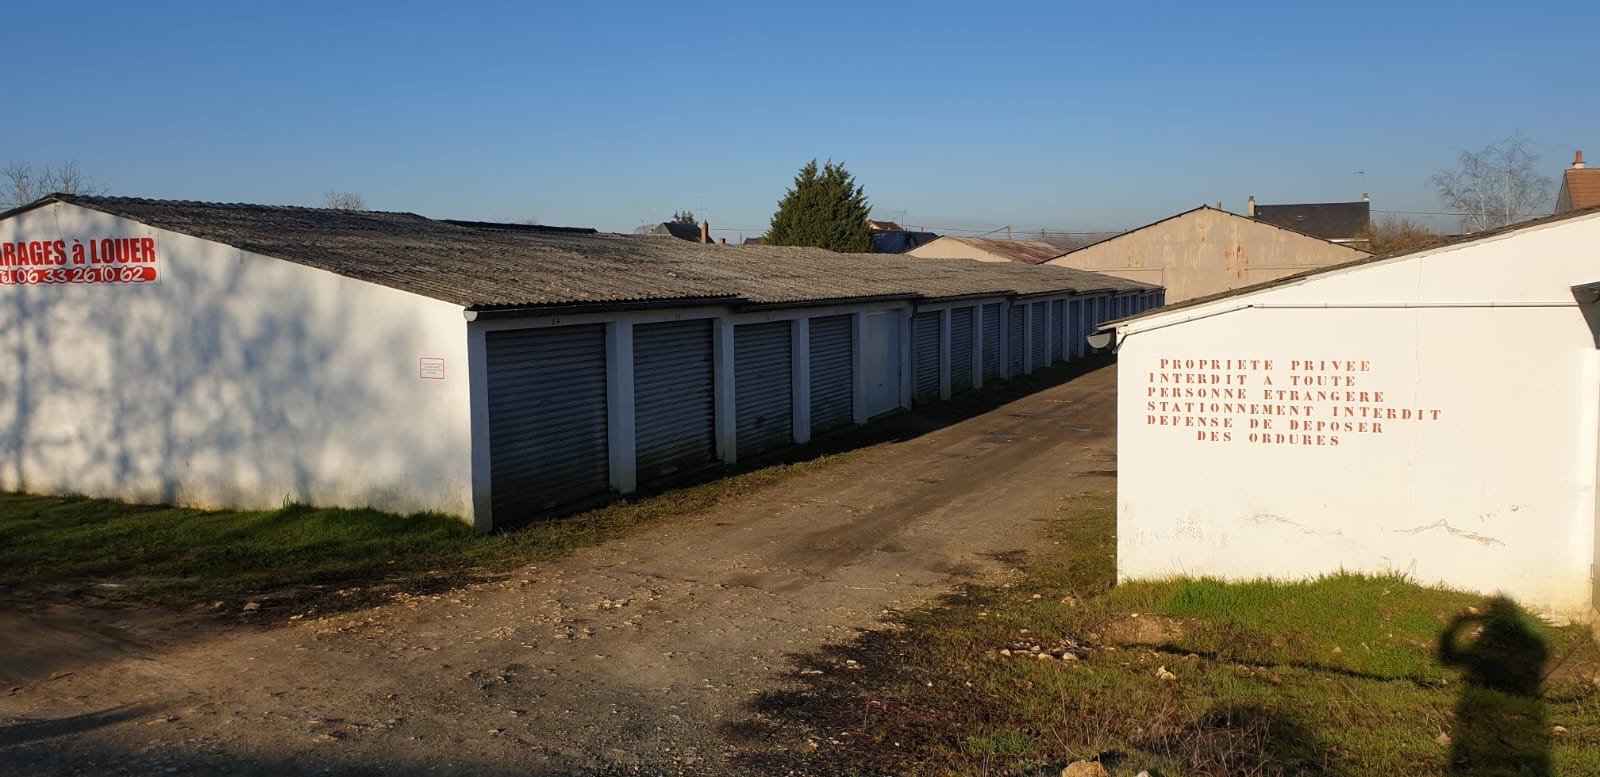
[1558,167,1600,213]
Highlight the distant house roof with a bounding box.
[909,236,1066,265]
[870,230,940,254]
[640,221,704,241]
[1251,200,1370,242]
[867,219,903,231]
[1556,151,1600,214]
[14,195,1155,315]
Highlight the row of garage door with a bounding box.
[483,291,1160,522]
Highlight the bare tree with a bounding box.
[322,190,366,210]
[1358,215,1443,254]
[1431,135,1552,233]
[2,160,105,209]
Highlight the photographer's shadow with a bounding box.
[1437,596,1551,776]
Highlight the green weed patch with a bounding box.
[743,490,1600,776]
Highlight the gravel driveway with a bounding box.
[0,364,1119,775]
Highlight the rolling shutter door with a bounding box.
[1030,303,1047,370]
[486,325,609,520]
[949,306,975,393]
[734,321,793,458]
[861,312,902,417]
[981,304,1002,383]
[912,311,941,405]
[634,319,715,486]
[1062,300,1075,361]
[809,314,854,435]
[1007,305,1024,377]
[1051,299,1066,363]
[1077,299,1091,358]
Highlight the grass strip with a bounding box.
[0,452,841,613]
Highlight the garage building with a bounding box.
[1,195,1160,528]
[1046,205,1369,303]
[1101,204,1600,620]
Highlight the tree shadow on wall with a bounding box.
[1437,596,1551,776]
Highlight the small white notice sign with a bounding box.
[418,357,445,380]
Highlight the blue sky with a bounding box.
[7,1,1596,238]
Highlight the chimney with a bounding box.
[1246,195,1256,217]
[1575,151,1586,169]
[699,219,709,243]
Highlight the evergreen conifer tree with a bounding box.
[764,159,873,253]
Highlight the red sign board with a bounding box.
[0,236,160,285]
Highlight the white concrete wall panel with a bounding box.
[1,203,473,518]
[1115,213,1600,618]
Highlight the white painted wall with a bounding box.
[1113,212,1600,618]
[1,202,474,519]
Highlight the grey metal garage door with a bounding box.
[634,319,715,486]
[861,312,901,417]
[1007,305,1024,377]
[981,304,1002,383]
[1051,299,1067,363]
[809,314,854,435]
[912,311,941,405]
[950,306,975,393]
[1030,302,1048,370]
[486,324,609,520]
[735,320,793,458]
[1062,299,1077,362]
[1076,299,1090,358]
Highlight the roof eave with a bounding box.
[0,193,73,221]
[465,295,743,320]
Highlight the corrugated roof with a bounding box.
[916,236,1067,264]
[19,195,1154,311]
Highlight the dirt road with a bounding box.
[0,364,1119,775]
